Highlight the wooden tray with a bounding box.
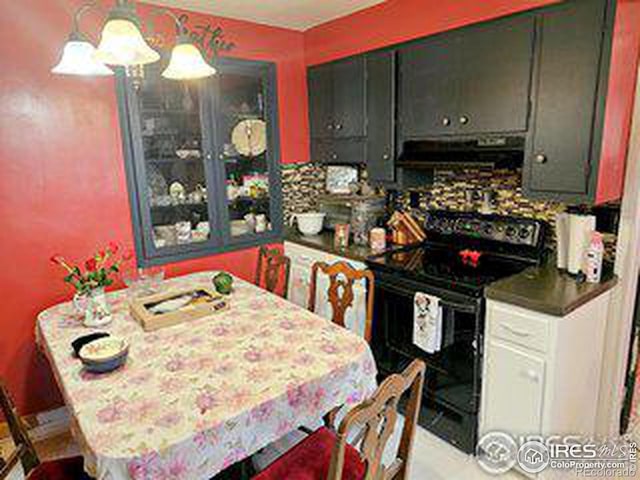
[130,286,230,331]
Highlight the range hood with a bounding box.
[397,136,525,169]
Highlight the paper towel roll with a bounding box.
[555,212,569,270]
[567,214,596,275]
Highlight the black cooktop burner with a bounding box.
[367,243,531,294]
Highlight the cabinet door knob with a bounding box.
[534,153,547,164]
[459,115,469,125]
[522,369,540,383]
[382,153,390,160]
[442,117,451,126]
[327,124,334,130]
[335,123,343,130]
[331,153,338,160]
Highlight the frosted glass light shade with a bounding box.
[162,43,217,80]
[52,40,114,76]
[95,18,160,66]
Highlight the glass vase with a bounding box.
[74,287,113,328]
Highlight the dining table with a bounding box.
[36,271,378,480]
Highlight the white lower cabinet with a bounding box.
[483,340,545,437]
[480,293,612,479]
[284,241,368,338]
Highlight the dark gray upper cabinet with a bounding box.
[308,63,333,139]
[366,49,396,183]
[398,15,535,139]
[398,32,461,138]
[456,16,535,134]
[524,0,615,201]
[332,56,366,138]
[308,57,366,141]
[307,56,366,164]
[306,0,616,202]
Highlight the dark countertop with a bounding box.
[286,229,618,317]
[486,260,617,316]
[284,229,378,263]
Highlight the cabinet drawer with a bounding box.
[313,139,366,164]
[488,302,549,353]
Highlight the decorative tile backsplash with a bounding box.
[280,163,617,261]
[393,167,565,225]
[281,162,326,221]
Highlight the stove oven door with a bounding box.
[370,271,483,454]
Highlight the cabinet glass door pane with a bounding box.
[217,72,272,238]
[136,68,212,250]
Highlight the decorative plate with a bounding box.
[231,119,267,157]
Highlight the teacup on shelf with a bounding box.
[154,225,177,246]
[175,221,192,244]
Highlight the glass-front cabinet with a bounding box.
[117,57,283,266]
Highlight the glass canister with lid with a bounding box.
[350,197,386,246]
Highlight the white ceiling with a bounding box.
[143,0,386,31]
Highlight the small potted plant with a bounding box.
[51,243,124,327]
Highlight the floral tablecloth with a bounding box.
[36,272,377,480]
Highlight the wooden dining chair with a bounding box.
[308,261,375,342]
[255,246,291,298]
[252,359,426,480]
[0,381,91,480]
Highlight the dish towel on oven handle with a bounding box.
[414,292,443,354]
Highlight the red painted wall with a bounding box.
[597,0,640,203]
[304,0,640,204]
[0,0,307,413]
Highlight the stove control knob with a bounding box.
[483,224,494,236]
[519,227,531,240]
[505,226,517,238]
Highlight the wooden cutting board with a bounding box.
[130,287,230,331]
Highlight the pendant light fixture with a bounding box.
[162,26,217,80]
[95,0,160,66]
[51,3,113,76]
[52,35,114,76]
[53,1,220,81]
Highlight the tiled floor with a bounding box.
[408,425,523,480]
[254,419,525,479]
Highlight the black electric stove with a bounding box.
[366,210,547,454]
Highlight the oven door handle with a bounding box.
[377,280,480,314]
[439,300,478,314]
